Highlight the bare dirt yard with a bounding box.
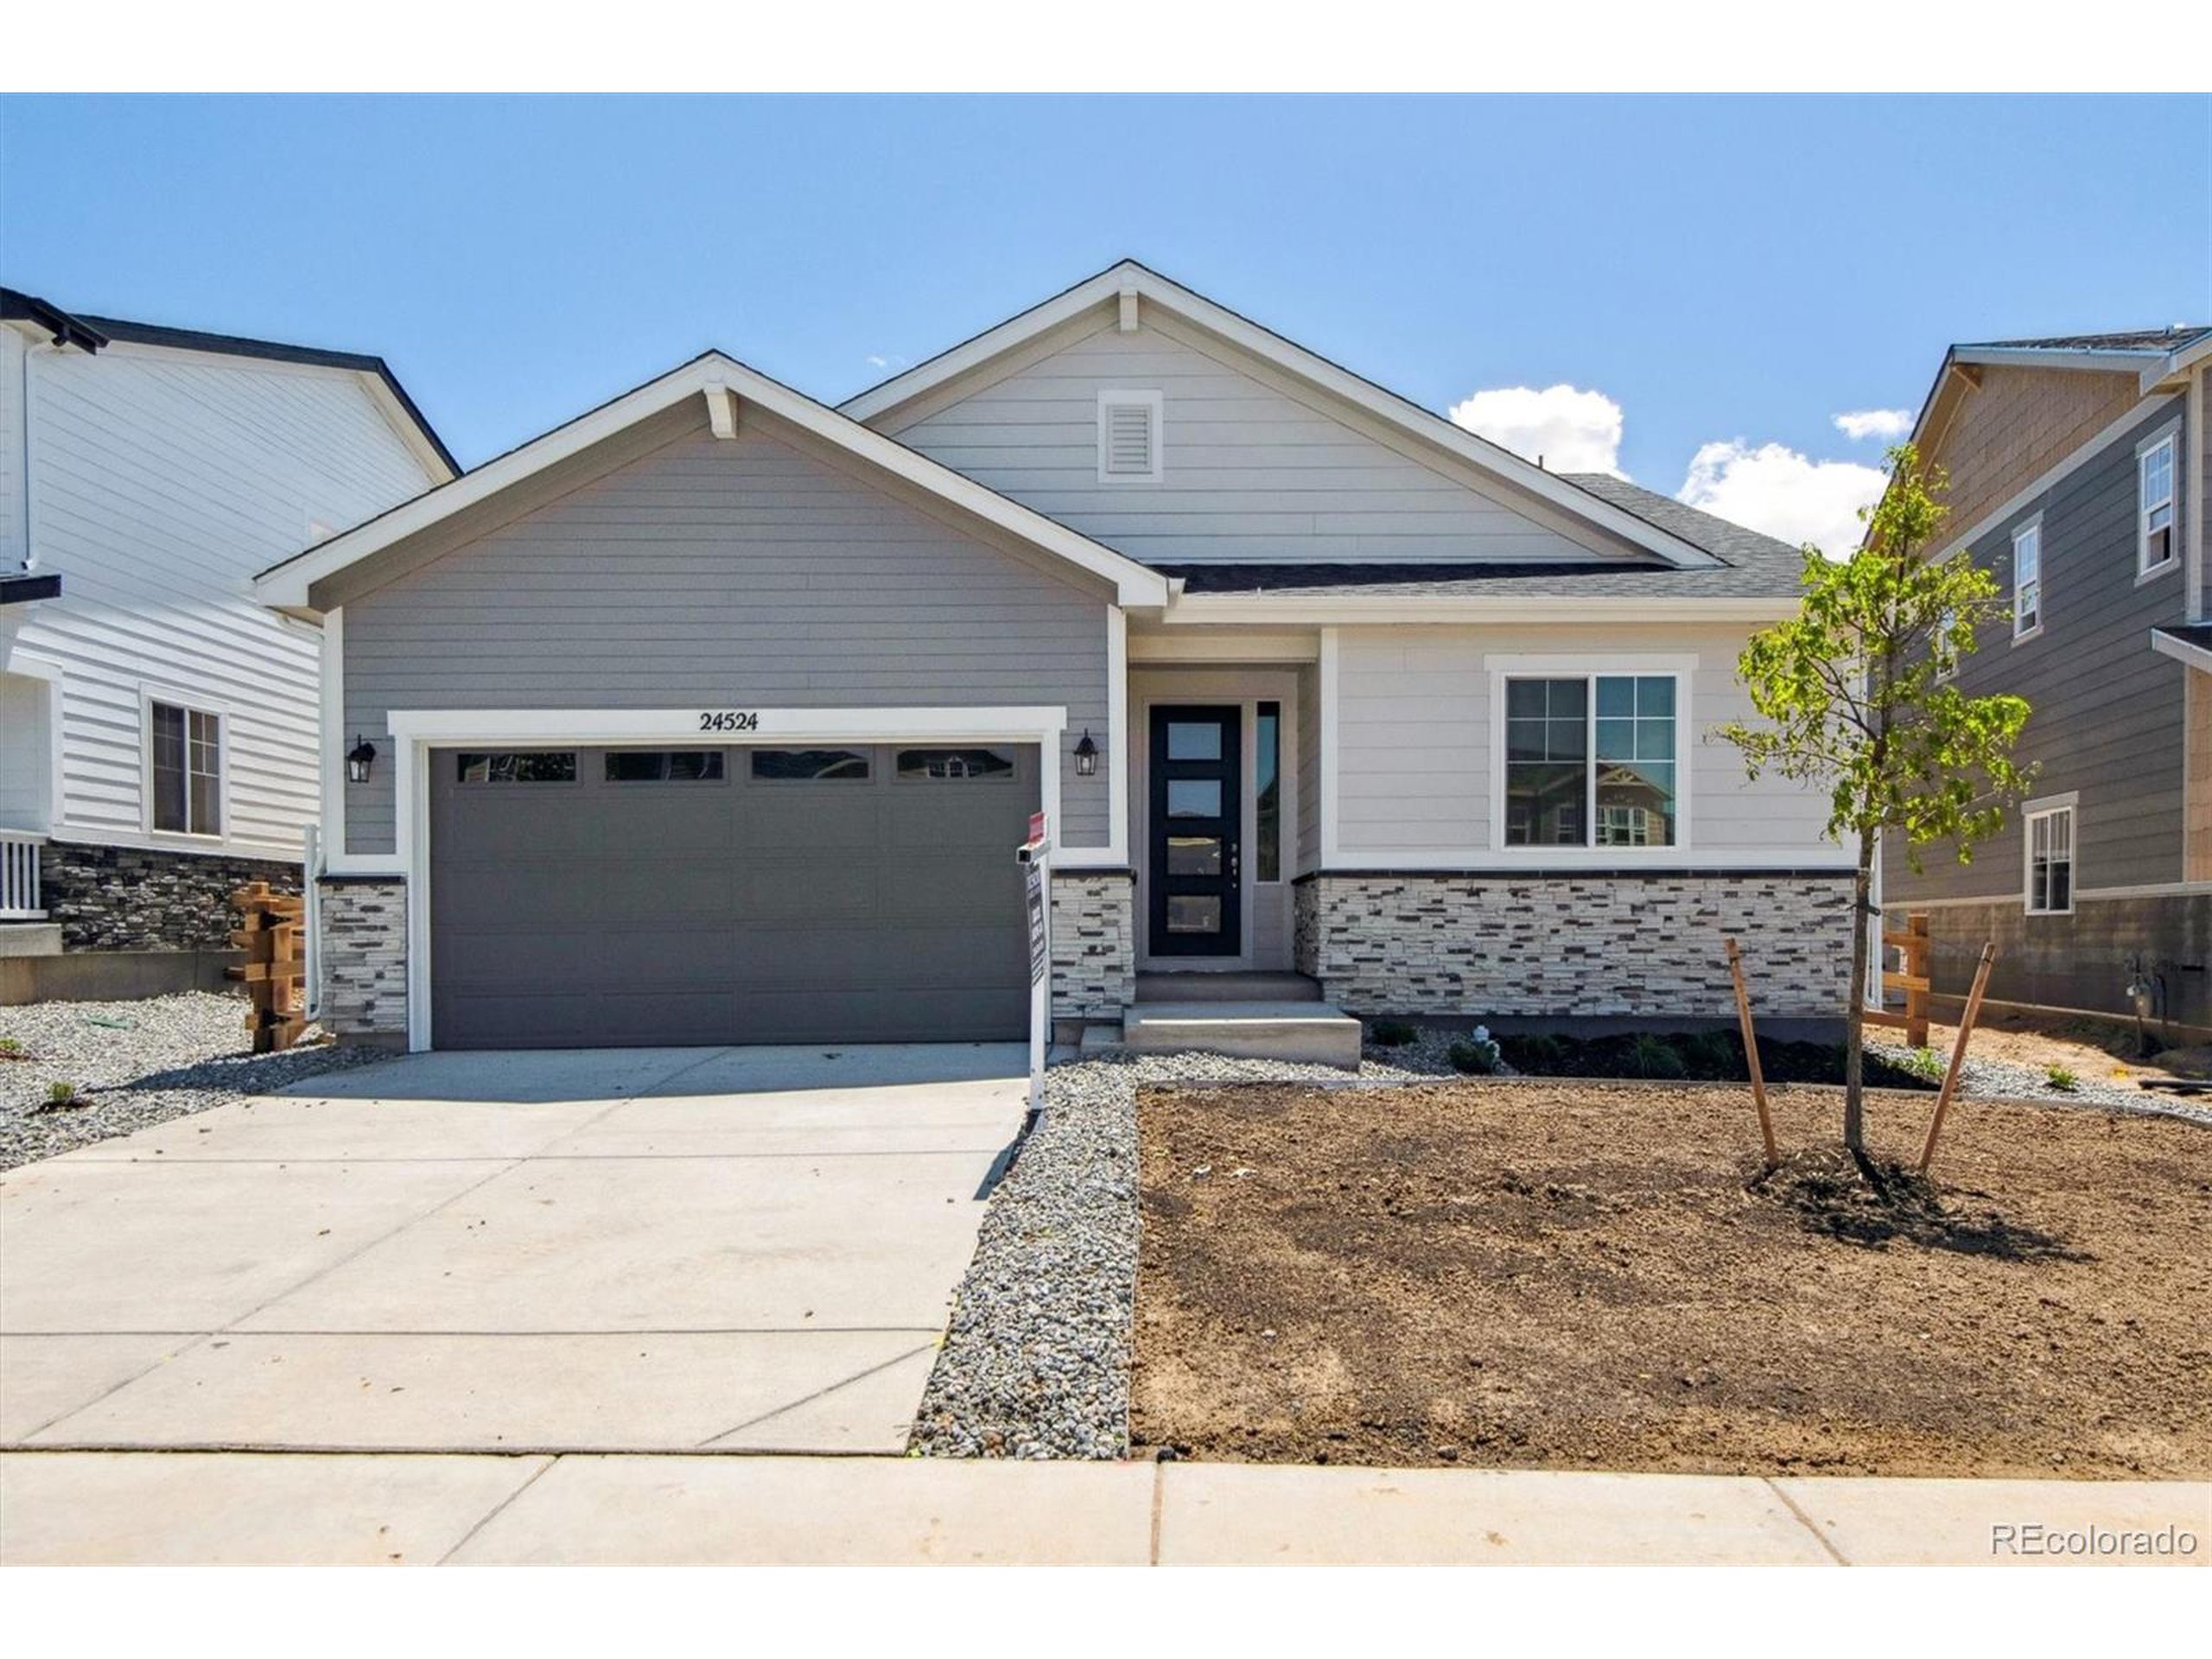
[1132,1079,2212,1478]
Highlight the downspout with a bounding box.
[16,337,35,573]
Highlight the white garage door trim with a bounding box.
[385,706,1071,1052]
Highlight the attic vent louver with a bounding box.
[1096,390,1163,484]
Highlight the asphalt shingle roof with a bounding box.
[1961,327,2210,354]
[1151,474,1809,601]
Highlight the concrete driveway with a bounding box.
[0,1044,1027,1454]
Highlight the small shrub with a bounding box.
[1679,1029,1741,1078]
[1899,1046,1946,1084]
[1370,1019,1419,1049]
[1509,1032,1571,1072]
[0,1036,25,1058]
[2045,1065,2079,1094]
[41,1078,81,1110]
[1629,1033,1688,1080]
[1449,1026,1503,1075]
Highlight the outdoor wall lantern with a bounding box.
[345,736,378,785]
[1073,729,1099,777]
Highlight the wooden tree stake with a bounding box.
[1724,935,1779,1169]
[1918,942,1998,1175]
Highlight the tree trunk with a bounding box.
[1843,826,1876,1157]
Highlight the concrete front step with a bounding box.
[1134,971,1323,1004]
[1119,1000,1363,1069]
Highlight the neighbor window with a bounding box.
[606,751,725,783]
[750,748,869,781]
[149,701,221,835]
[2026,804,2075,914]
[1096,390,1163,483]
[2139,433,2177,576]
[1255,702,1281,882]
[895,747,1014,780]
[2012,518,2043,638]
[456,751,577,784]
[1505,675,1676,849]
[1933,604,1960,684]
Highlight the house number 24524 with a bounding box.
[698,710,760,733]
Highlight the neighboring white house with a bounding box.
[256,260,1848,1054]
[1,288,454,963]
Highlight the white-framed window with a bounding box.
[2138,430,2178,578]
[147,697,223,837]
[2012,517,2043,639]
[1503,673,1680,849]
[1933,601,1960,684]
[1096,389,1163,484]
[2024,798,2075,915]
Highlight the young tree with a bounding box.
[1717,444,2033,1160]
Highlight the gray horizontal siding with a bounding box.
[341,428,1110,855]
[885,317,1643,566]
[1886,399,2191,902]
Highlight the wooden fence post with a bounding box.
[1724,935,1779,1170]
[231,882,307,1054]
[1918,942,1998,1176]
[1869,910,1932,1049]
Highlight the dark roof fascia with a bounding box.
[0,571,63,606]
[0,288,109,353]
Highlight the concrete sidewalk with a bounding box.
[3,1452,2203,1565]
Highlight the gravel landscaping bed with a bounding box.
[910,1046,1440,1459]
[1866,1039,2212,1126]
[0,992,380,1170]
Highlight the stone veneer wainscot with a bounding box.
[318,876,409,1046]
[1051,869,1136,1021]
[1295,871,1855,1018]
[39,841,301,951]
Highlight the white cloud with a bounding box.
[1677,441,1888,559]
[864,353,906,371]
[1833,407,1914,442]
[1449,384,1624,475]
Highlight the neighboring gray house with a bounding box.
[0,289,453,988]
[257,262,1850,1053]
[1881,327,2212,1040]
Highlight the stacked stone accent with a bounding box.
[1051,870,1136,1020]
[1295,872,1855,1018]
[39,840,301,951]
[319,877,409,1045]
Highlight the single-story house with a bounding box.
[254,262,1849,1052]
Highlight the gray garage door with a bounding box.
[429,742,1036,1049]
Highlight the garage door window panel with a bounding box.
[751,748,871,781]
[606,750,727,783]
[457,752,578,785]
[895,747,1016,781]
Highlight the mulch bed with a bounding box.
[1131,1078,2212,1478]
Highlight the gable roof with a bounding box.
[3,285,459,480]
[252,350,1174,615]
[840,259,1723,572]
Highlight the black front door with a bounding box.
[1148,705,1241,957]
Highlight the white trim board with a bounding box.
[254,354,1172,613]
[839,260,1722,571]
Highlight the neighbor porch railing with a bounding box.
[0,829,46,920]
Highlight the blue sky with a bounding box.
[3,95,2206,550]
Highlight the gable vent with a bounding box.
[1097,390,1163,484]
